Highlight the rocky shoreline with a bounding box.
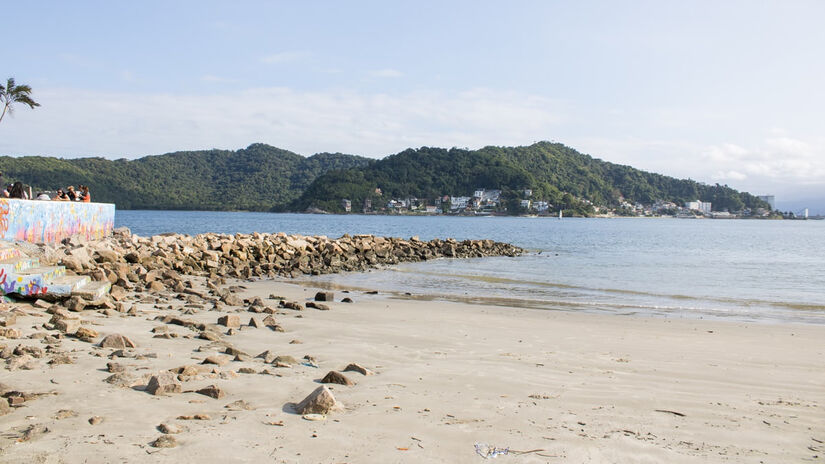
[0,232,822,462]
[54,228,523,283]
[0,229,523,454]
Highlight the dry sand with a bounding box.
[1,276,823,463]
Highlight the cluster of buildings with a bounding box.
[342,188,555,215]
[340,189,779,218]
[621,197,776,218]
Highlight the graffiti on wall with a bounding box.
[0,199,115,244]
[0,268,49,296]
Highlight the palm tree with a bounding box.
[0,78,40,125]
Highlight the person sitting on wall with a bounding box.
[9,182,28,199]
[35,191,51,200]
[2,184,10,198]
[54,188,70,201]
[78,185,91,202]
[66,185,77,201]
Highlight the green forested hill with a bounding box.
[0,141,768,214]
[291,142,769,214]
[0,144,372,210]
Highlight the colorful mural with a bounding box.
[0,199,115,244]
[0,267,49,296]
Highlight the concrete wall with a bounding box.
[0,199,115,244]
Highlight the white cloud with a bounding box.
[2,84,823,202]
[369,68,403,78]
[0,86,567,159]
[712,170,747,181]
[564,134,825,199]
[701,137,825,183]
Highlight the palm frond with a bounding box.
[15,95,40,108]
[0,77,40,123]
[12,84,33,94]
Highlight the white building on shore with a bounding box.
[686,200,712,214]
[450,196,471,211]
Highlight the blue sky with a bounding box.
[3,1,824,210]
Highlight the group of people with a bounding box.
[1,181,91,202]
[52,185,91,202]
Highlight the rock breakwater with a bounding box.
[55,228,523,287]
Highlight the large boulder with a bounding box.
[294,385,341,415]
[95,249,120,263]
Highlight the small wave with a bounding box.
[388,268,825,314]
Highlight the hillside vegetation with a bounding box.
[0,144,371,210]
[291,142,769,214]
[0,142,769,214]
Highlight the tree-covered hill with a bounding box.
[291,142,770,214]
[0,144,372,210]
[0,141,769,214]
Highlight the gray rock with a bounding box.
[104,373,136,387]
[65,296,87,312]
[107,362,125,373]
[146,371,182,395]
[314,291,334,302]
[196,384,226,399]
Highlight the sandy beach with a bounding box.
[1,272,823,464]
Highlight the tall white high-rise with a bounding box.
[757,195,776,209]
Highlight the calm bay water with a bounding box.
[116,211,825,324]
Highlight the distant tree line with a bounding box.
[0,142,770,215]
[290,143,770,215]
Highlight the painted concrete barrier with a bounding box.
[0,199,115,244]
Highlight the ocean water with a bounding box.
[116,211,825,324]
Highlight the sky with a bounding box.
[3,1,824,211]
